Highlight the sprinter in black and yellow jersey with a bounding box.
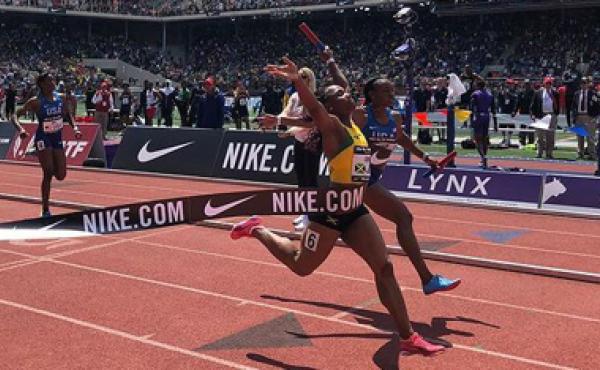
[231,57,444,356]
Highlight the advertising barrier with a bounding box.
[379,164,544,204]
[112,127,224,176]
[108,127,600,215]
[213,130,329,185]
[540,174,600,211]
[0,123,16,159]
[5,122,102,166]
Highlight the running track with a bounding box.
[0,162,598,369]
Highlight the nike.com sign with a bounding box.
[221,142,329,176]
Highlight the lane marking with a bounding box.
[128,237,600,324]
[36,257,576,370]
[0,298,255,370]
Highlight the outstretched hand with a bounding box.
[264,57,299,82]
[257,114,278,130]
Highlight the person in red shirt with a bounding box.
[92,81,113,139]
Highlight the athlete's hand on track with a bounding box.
[19,130,29,139]
[264,57,299,81]
[257,114,278,130]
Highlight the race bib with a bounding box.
[239,98,247,106]
[505,99,510,105]
[43,118,64,133]
[101,101,108,107]
[122,97,129,105]
[351,146,371,183]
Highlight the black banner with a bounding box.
[112,127,223,177]
[212,131,329,184]
[0,187,365,240]
[0,122,16,159]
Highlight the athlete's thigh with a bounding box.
[36,140,54,174]
[295,221,341,274]
[342,213,388,272]
[52,148,67,179]
[364,183,411,224]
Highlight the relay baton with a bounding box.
[422,151,457,178]
[299,22,326,52]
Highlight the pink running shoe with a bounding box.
[399,333,445,356]
[230,216,262,240]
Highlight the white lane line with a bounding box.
[127,238,600,324]
[330,297,380,320]
[0,298,255,370]
[40,258,576,370]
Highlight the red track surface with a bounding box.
[0,162,598,369]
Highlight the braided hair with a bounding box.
[363,78,386,105]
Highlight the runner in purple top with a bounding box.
[470,80,498,168]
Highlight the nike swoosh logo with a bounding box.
[204,195,255,217]
[137,140,194,163]
[41,219,66,231]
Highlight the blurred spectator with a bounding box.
[233,84,250,130]
[5,83,16,119]
[497,79,518,146]
[514,79,535,145]
[562,60,582,128]
[571,77,597,160]
[92,81,113,139]
[531,77,559,159]
[175,81,191,127]
[195,77,224,129]
[119,84,134,126]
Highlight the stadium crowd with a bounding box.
[2,0,337,16]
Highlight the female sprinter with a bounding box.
[261,49,460,295]
[11,73,81,217]
[353,78,461,294]
[231,57,445,356]
[277,67,320,231]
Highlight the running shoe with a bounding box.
[399,332,445,356]
[292,215,304,225]
[423,275,461,295]
[294,215,308,232]
[41,210,52,218]
[230,216,262,240]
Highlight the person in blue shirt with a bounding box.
[470,79,498,168]
[11,73,81,217]
[195,77,225,129]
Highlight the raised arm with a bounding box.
[320,47,349,91]
[264,57,336,135]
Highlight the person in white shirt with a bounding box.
[530,77,559,159]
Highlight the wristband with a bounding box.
[277,116,282,126]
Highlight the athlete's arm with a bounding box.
[351,106,368,129]
[11,98,39,138]
[258,114,314,129]
[320,46,349,91]
[393,112,438,168]
[265,57,336,135]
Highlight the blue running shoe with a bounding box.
[423,275,461,295]
[41,210,52,218]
